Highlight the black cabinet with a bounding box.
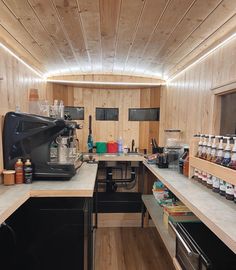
[0,197,93,270]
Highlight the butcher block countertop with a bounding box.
[0,162,97,224]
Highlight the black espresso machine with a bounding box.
[3,112,82,180]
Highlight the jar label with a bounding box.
[226,183,234,195]
[212,177,219,188]
[219,180,226,191]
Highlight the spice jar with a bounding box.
[193,168,198,181]
[202,171,207,186]
[212,176,220,193]
[197,170,203,183]
[206,174,213,189]
[3,170,15,185]
[234,186,236,203]
[219,180,226,196]
[225,183,234,201]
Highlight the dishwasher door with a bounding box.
[175,222,236,270]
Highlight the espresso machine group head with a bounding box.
[3,112,79,180]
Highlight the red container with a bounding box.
[107,141,118,153]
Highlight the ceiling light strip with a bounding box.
[0,42,44,78]
[167,32,236,83]
[46,79,166,86]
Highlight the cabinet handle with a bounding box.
[168,221,194,256]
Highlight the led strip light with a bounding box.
[167,32,236,83]
[1,32,236,85]
[0,42,44,78]
[46,79,165,86]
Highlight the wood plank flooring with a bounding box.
[95,227,175,270]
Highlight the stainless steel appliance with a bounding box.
[3,112,82,180]
[170,221,236,270]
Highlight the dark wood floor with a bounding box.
[95,227,175,270]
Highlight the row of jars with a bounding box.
[193,168,235,203]
[195,134,236,169]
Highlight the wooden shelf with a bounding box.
[142,194,175,258]
[189,156,236,186]
[143,161,236,254]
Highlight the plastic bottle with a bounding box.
[212,176,220,193]
[183,152,189,177]
[215,137,224,165]
[234,186,236,204]
[196,134,203,157]
[197,170,202,183]
[225,183,234,201]
[210,137,217,162]
[200,135,208,159]
[24,159,33,184]
[117,137,123,153]
[201,171,207,186]
[193,168,198,181]
[179,148,189,174]
[59,100,64,119]
[206,173,213,189]
[228,137,236,170]
[219,179,226,196]
[206,135,213,161]
[15,159,24,184]
[221,137,231,167]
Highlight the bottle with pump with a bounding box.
[210,136,218,162]
[197,134,203,157]
[228,137,236,170]
[15,158,24,184]
[206,135,213,161]
[215,137,224,165]
[24,159,33,184]
[200,135,208,159]
[221,137,231,167]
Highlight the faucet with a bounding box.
[131,139,135,152]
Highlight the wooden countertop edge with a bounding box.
[0,191,30,224]
[30,189,94,197]
[143,162,236,254]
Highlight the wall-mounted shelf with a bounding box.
[189,156,236,186]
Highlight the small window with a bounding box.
[96,108,119,121]
[129,108,160,121]
[64,106,84,120]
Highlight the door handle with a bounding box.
[168,221,197,257]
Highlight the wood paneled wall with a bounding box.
[159,37,236,146]
[0,46,51,173]
[139,88,160,153]
[52,84,161,152]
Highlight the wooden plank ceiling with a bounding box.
[0,0,235,79]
